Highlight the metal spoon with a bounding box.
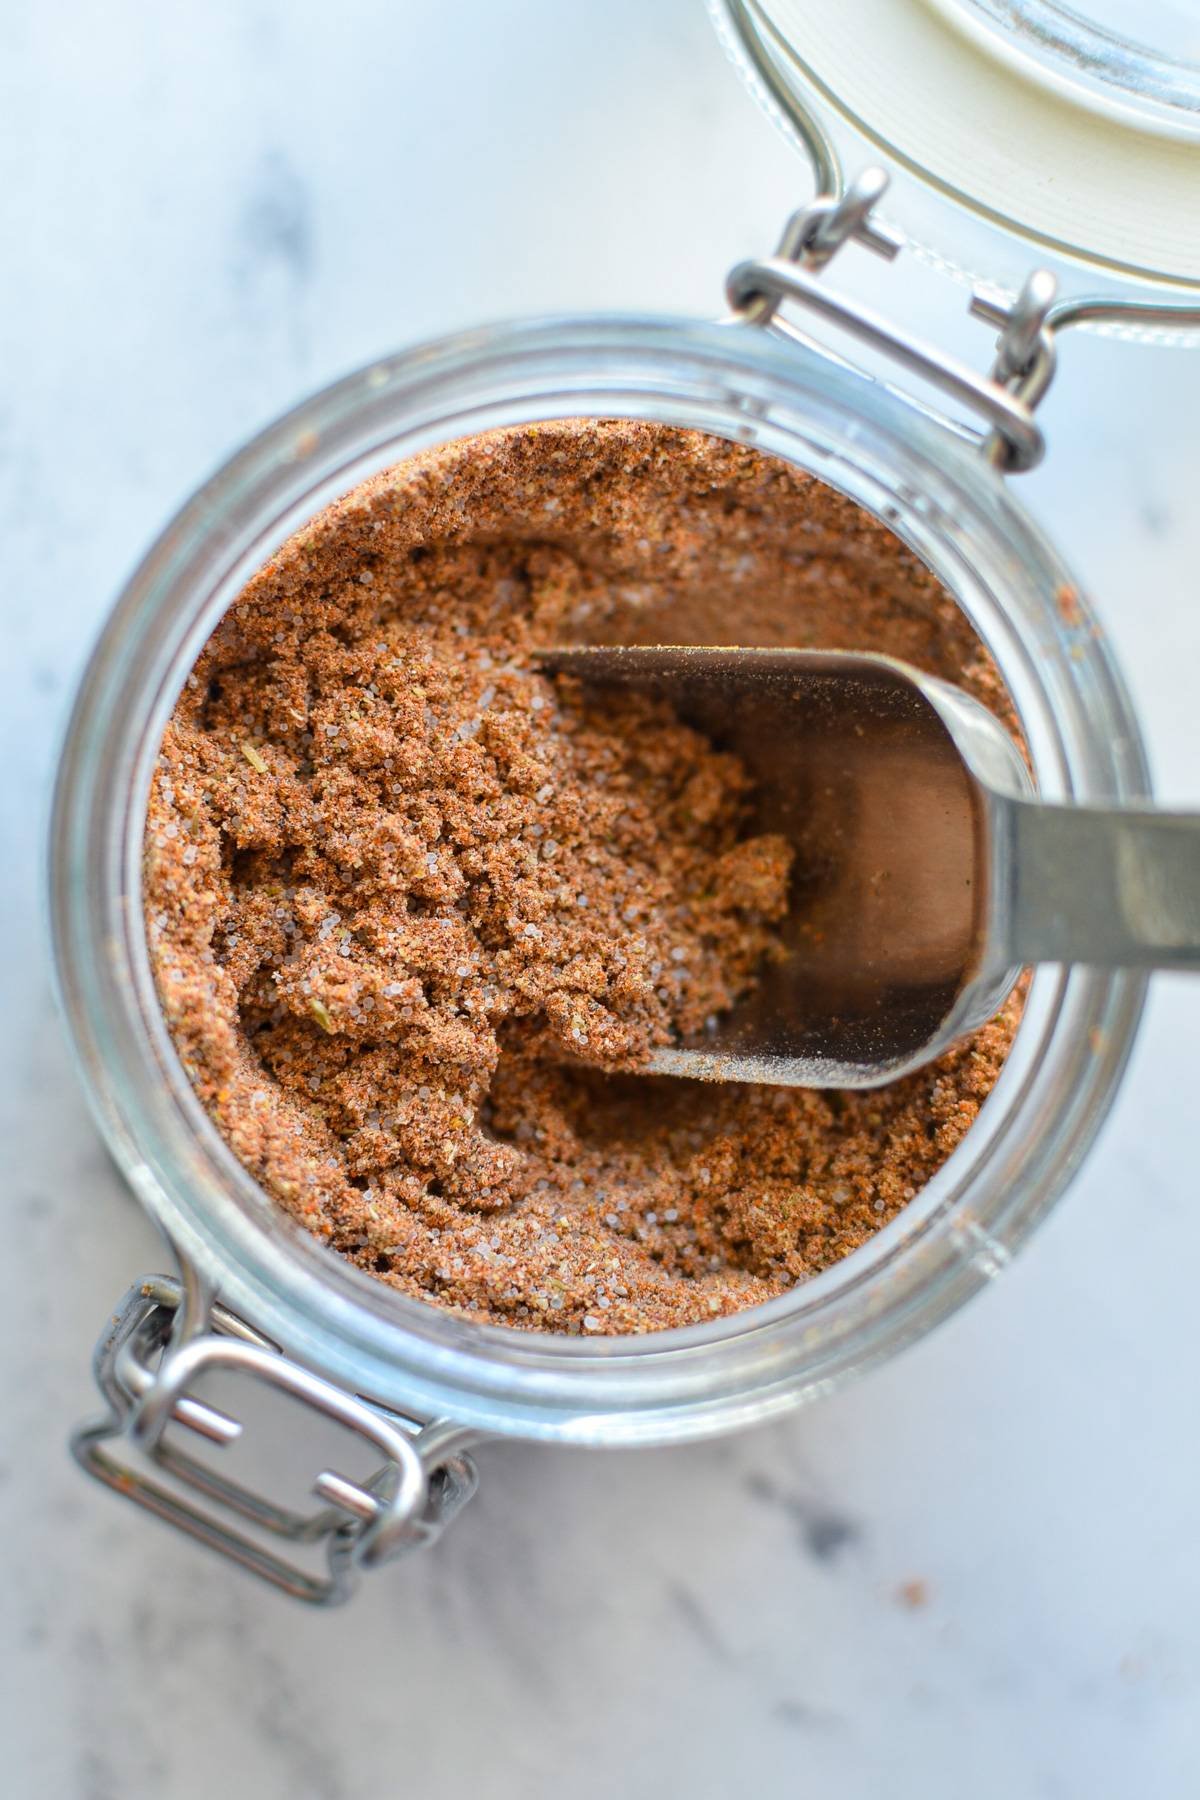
[540,645,1200,1088]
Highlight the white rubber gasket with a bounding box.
[745,0,1200,286]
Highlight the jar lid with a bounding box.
[924,0,1200,141]
[714,0,1200,317]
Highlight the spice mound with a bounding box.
[146,420,1020,1334]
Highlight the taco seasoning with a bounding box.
[144,421,1020,1335]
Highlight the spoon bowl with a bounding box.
[542,645,1199,1087]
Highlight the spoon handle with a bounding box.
[1000,798,1200,971]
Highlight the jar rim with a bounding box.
[50,312,1149,1443]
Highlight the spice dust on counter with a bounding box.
[145,421,1021,1334]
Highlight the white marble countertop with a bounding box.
[5,3,1200,1795]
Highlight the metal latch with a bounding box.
[726,166,1200,474]
[72,1274,479,1605]
[725,168,1056,472]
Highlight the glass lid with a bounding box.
[713,0,1200,311]
[925,0,1200,139]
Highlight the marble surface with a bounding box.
[4,2,1200,1795]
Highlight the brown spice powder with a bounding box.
[145,421,1021,1334]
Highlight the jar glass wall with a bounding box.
[50,316,1149,1444]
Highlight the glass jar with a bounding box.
[52,307,1152,1598]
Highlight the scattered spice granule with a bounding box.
[1055,582,1084,628]
[895,1579,931,1610]
[144,419,1022,1334]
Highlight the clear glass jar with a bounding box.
[51,313,1150,1455]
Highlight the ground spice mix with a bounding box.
[145,421,1021,1334]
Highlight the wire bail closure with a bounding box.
[726,168,1060,473]
[72,1273,480,1604]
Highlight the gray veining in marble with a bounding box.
[3,2,1200,1795]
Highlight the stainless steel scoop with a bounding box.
[541,645,1200,1088]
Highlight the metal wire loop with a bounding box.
[71,1274,480,1604]
[727,175,1054,472]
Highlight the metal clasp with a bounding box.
[726,168,1059,474]
[73,1275,479,1604]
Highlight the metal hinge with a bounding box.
[725,166,1200,475]
[72,1273,479,1605]
[725,168,1056,473]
